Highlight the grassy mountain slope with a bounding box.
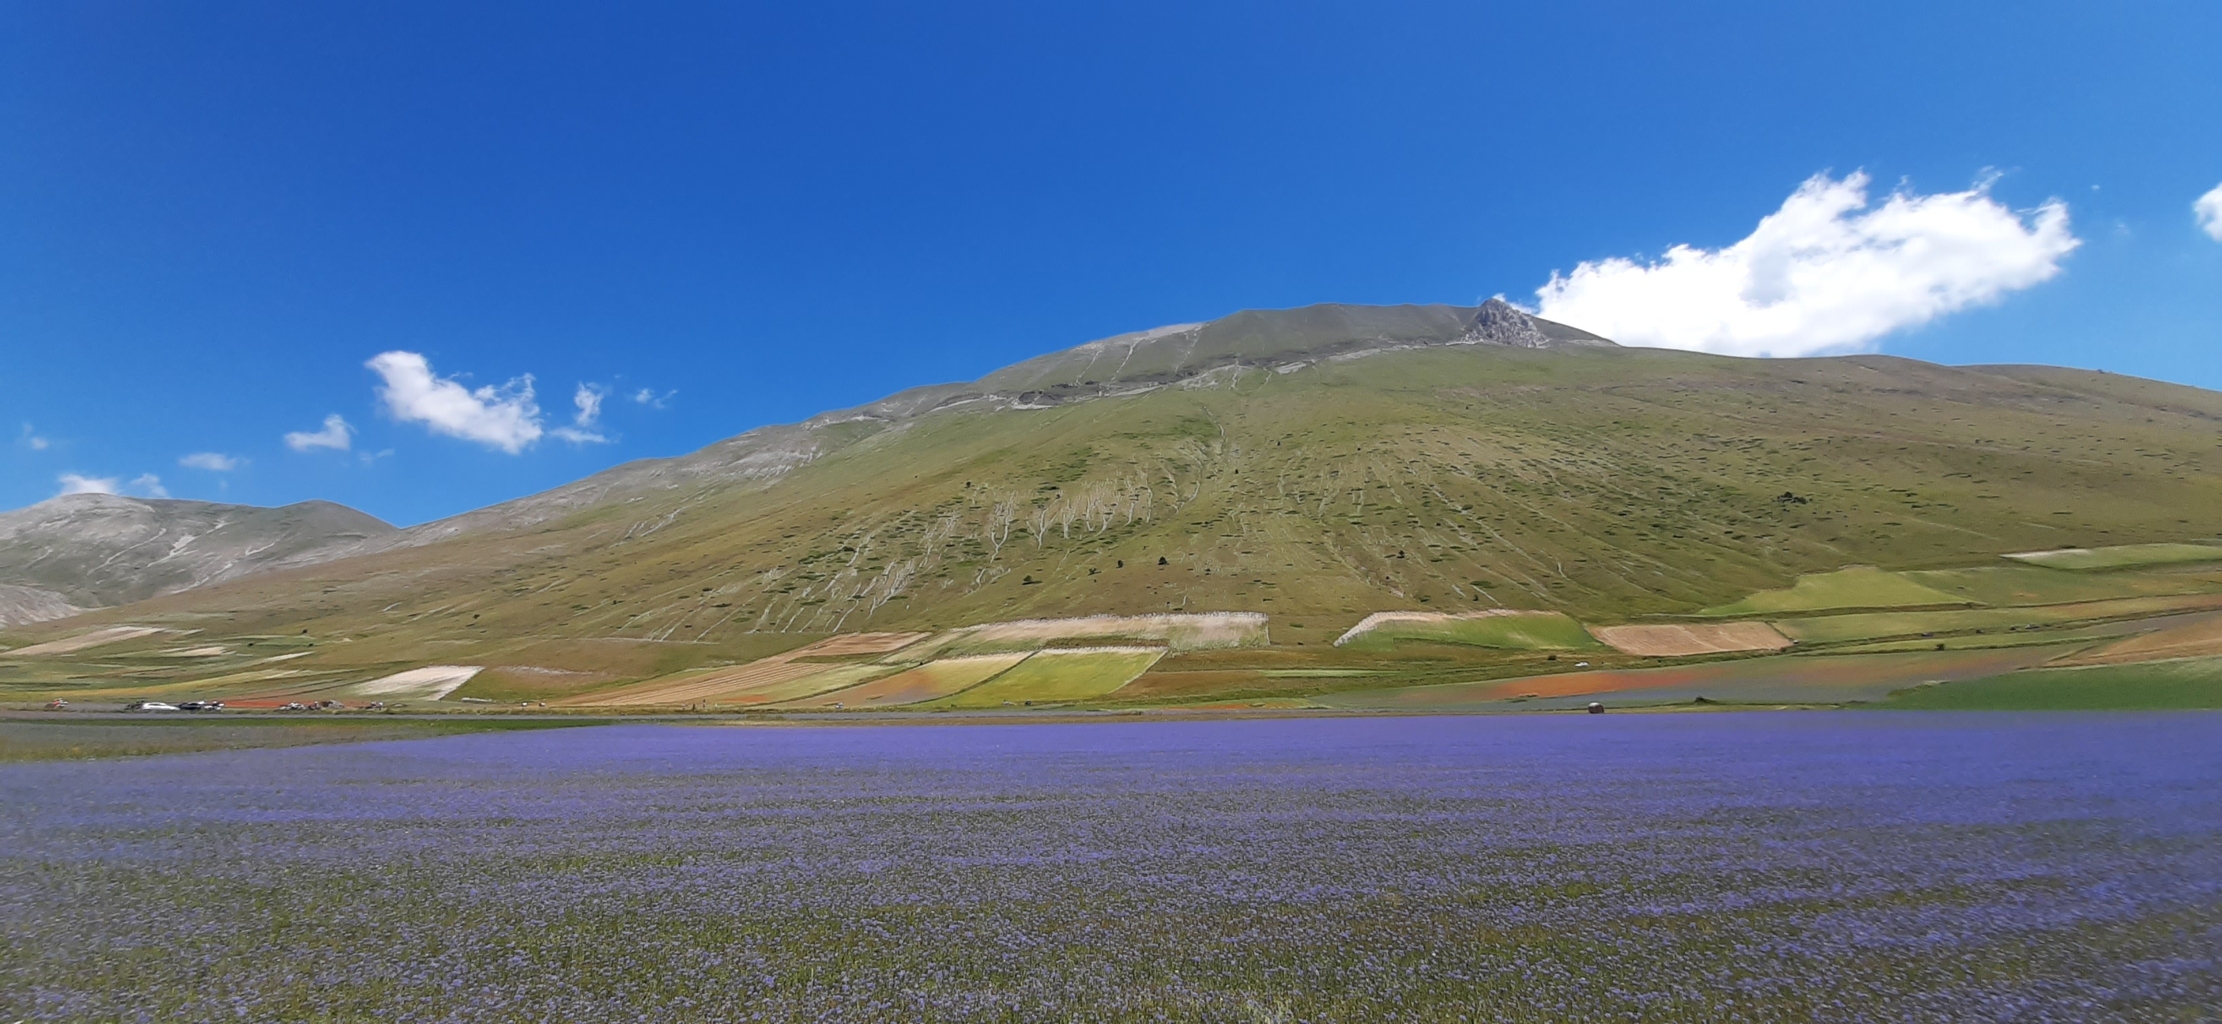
[6,302,2222,702]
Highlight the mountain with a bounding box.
[7,299,2222,700]
[0,494,396,624]
[390,299,1611,544]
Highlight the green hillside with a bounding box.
[8,302,2222,709]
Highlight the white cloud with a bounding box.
[1534,172,2081,357]
[2196,182,2222,242]
[179,452,242,471]
[552,383,611,444]
[632,387,675,409]
[285,414,354,452]
[130,473,169,498]
[57,473,118,496]
[366,351,543,454]
[19,424,49,450]
[574,383,607,426]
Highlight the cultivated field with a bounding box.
[919,613,1267,656]
[774,652,1033,708]
[2059,613,2222,665]
[1772,593,2222,645]
[1588,621,1791,656]
[0,716,600,762]
[555,633,922,707]
[1320,646,2069,710]
[1332,609,1599,650]
[1882,656,2222,710]
[2005,542,2222,571]
[343,665,483,702]
[14,543,2222,714]
[6,625,171,657]
[5,716,2217,1021]
[1700,566,1969,616]
[925,647,1164,707]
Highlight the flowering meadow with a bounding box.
[4,713,2220,1022]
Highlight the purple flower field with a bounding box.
[4,712,2220,1022]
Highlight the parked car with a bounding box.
[177,701,225,712]
[124,701,181,713]
[277,702,311,712]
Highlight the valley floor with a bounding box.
[10,544,2222,717]
[4,714,2218,1022]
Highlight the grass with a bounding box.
[0,716,605,762]
[1881,657,2222,710]
[2003,543,2222,571]
[1773,593,2222,645]
[1700,567,1970,616]
[926,649,1163,707]
[1899,565,2222,607]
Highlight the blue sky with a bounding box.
[4,1,2219,525]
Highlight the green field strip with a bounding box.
[1701,566,1974,617]
[1881,656,2222,710]
[1823,632,2112,655]
[1898,565,2222,607]
[1774,593,2222,645]
[1318,646,2074,711]
[924,648,1164,708]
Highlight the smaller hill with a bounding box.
[0,494,395,622]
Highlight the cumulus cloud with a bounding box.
[179,452,242,471]
[57,473,118,496]
[551,383,612,445]
[1534,172,2081,357]
[367,352,543,454]
[285,414,354,452]
[2196,182,2222,242]
[130,473,168,498]
[574,384,606,426]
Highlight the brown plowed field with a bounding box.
[1590,622,1793,657]
[556,632,926,707]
